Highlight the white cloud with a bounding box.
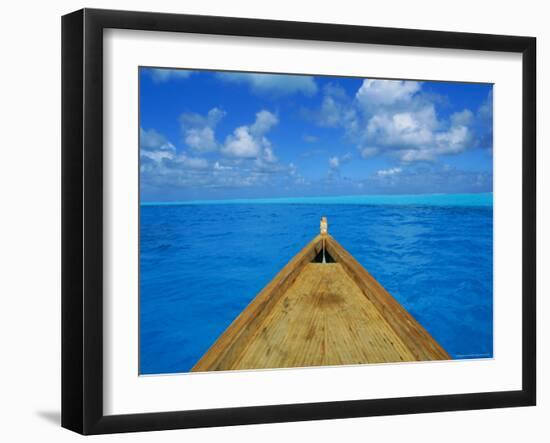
[140,128,176,163]
[213,161,232,171]
[360,147,379,159]
[141,149,174,163]
[451,109,474,126]
[328,153,353,171]
[318,96,343,127]
[176,154,209,170]
[140,128,175,151]
[396,122,472,162]
[223,126,260,158]
[139,127,215,191]
[140,127,210,168]
[221,110,278,160]
[251,110,278,135]
[362,164,492,194]
[363,90,478,162]
[309,78,482,164]
[217,72,318,96]
[140,122,302,195]
[476,90,493,151]
[180,107,225,128]
[366,105,437,148]
[434,125,471,155]
[317,92,358,129]
[377,167,402,177]
[180,107,225,152]
[262,143,277,163]
[183,127,217,152]
[356,79,421,107]
[149,68,192,83]
[328,156,340,169]
[342,153,353,163]
[478,90,493,120]
[397,149,435,162]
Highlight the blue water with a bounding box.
[140,194,493,374]
[142,192,492,207]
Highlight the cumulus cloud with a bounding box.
[328,156,340,169]
[362,164,492,193]
[329,153,353,170]
[358,82,481,162]
[356,79,421,107]
[180,107,226,152]
[184,127,217,152]
[434,125,471,154]
[148,68,192,84]
[377,167,402,177]
[251,110,278,135]
[140,128,176,162]
[206,156,301,191]
[223,127,259,158]
[327,153,353,180]
[176,154,209,170]
[140,128,174,151]
[478,90,493,120]
[477,91,493,151]
[360,147,379,159]
[217,72,318,96]
[221,110,279,160]
[141,73,493,200]
[315,84,358,129]
[213,161,232,171]
[139,126,213,195]
[451,109,474,126]
[140,109,306,200]
[342,152,353,162]
[366,105,438,148]
[396,116,472,162]
[309,78,488,164]
[141,149,175,163]
[318,95,343,127]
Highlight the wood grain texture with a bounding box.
[325,236,450,361]
[191,236,323,371]
[232,263,416,369]
[192,234,449,372]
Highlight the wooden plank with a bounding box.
[325,235,450,361]
[231,263,417,370]
[191,236,323,371]
[192,233,450,372]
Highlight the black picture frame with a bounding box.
[62,8,536,435]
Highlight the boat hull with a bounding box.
[192,235,450,372]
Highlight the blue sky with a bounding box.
[139,67,493,202]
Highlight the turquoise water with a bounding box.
[141,192,492,207]
[139,193,493,374]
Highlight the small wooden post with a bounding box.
[320,216,328,235]
[320,216,328,263]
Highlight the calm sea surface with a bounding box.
[140,194,493,374]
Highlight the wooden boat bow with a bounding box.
[192,218,450,372]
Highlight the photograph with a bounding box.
[139,68,494,375]
[1,0,543,439]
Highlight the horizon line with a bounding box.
[140,192,493,207]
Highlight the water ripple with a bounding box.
[140,203,493,374]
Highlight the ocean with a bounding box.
[139,193,493,374]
